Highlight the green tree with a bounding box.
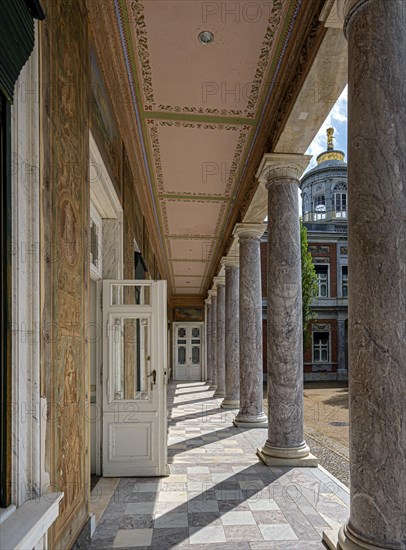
[301,219,318,351]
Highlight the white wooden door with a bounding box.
[174,324,203,381]
[102,280,167,476]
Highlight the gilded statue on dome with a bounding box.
[327,127,335,150]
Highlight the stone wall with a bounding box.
[40,1,90,547]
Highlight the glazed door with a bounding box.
[174,324,203,381]
[102,280,167,476]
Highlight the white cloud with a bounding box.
[305,85,348,170]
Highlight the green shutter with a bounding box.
[0,0,45,103]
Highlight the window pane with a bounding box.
[110,317,149,400]
[178,346,186,365]
[192,347,200,365]
[111,285,151,305]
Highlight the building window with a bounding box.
[342,266,348,298]
[303,192,310,213]
[315,265,329,297]
[313,332,330,363]
[313,195,326,219]
[333,183,347,218]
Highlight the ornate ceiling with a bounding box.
[111,0,326,297]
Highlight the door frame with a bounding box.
[172,322,205,381]
[89,131,124,476]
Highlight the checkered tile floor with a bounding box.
[90,382,349,549]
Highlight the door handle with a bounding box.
[147,369,157,385]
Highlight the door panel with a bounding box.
[174,324,203,381]
[102,280,167,476]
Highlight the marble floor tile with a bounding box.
[125,502,155,515]
[119,514,155,529]
[154,512,188,529]
[187,500,220,513]
[189,525,226,545]
[187,512,221,527]
[224,525,263,542]
[252,511,288,525]
[247,499,280,511]
[150,527,189,548]
[158,491,187,502]
[258,524,299,541]
[113,528,153,547]
[221,510,256,525]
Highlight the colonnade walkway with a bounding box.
[90,382,350,549]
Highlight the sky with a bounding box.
[304,85,348,171]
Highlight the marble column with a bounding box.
[325,1,406,549]
[205,297,212,387]
[208,289,217,391]
[233,224,267,428]
[336,318,347,381]
[221,256,240,409]
[256,153,317,467]
[214,277,226,398]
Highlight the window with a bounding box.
[313,195,326,219]
[333,183,347,218]
[313,332,330,363]
[333,192,347,211]
[315,265,329,297]
[342,266,348,298]
[303,192,310,214]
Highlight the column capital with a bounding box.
[205,296,212,306]
[208,288,217,297]
[233,223,266,241]
[256,153,312,189]
[221,255,239,268]
[342,0,369,35]
[213,275,225,286]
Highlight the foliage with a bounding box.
[301,219,318,351]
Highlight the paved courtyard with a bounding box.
[90,382,350,549]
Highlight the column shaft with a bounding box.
[255,153,315,466]
[214,283,226,398]
[221,263,240,409]
[209,295,217,391]
[267,180,305,448]
[336,1,406,548]
[205,303,212,387]
[234,225,267,427]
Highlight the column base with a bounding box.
[214,389,226,398]
[337,369,348,382]
[221,398,239,409]
[208,384,217,391]
[257,442,317,467]
[233,412,268,428]
[323,525,390,550]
